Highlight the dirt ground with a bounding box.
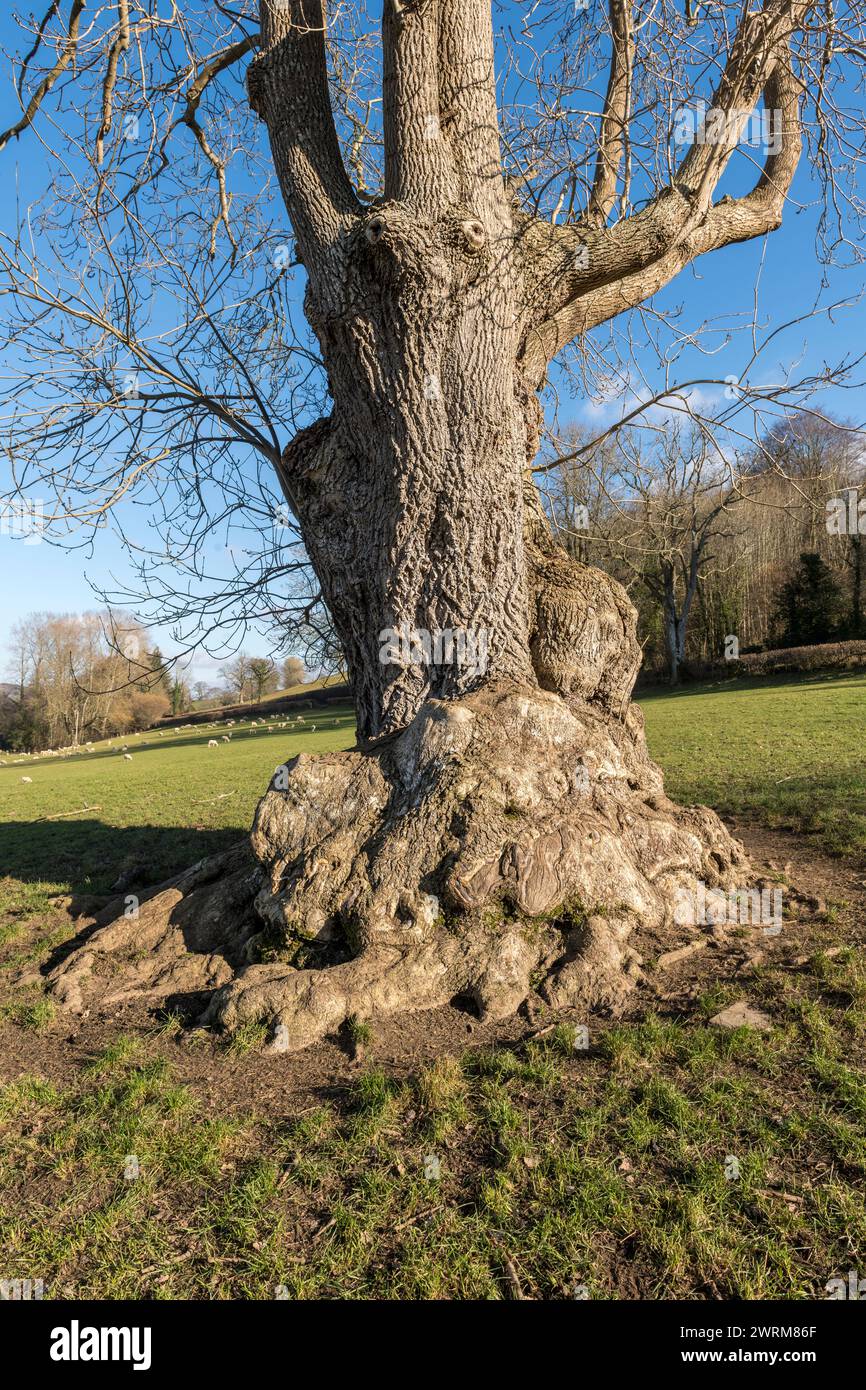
[2,822,862,1113]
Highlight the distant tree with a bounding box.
[248,657,277,701]
[128,690,171,731]
[220,654,252,703]
[4,610,163,749]
[143,647,173,697]
[281,656,306,690]
[170,680,190,716]
[551,423,748,683]
[773,554,845,647]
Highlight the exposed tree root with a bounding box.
[48,681,748,1053]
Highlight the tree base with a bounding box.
[49,682,748,1052]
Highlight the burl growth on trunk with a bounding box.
[49,562,748,1053]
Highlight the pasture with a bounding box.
[0,673,864,1300]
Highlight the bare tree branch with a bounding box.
[582,0,635,228]
[247,0,360,267]
[0,0,86,154]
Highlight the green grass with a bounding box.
[0,669,864,1299]
[2,949,865,1299]
[0,705,357,898]
[640,671,866,857]
[1,671,862,913]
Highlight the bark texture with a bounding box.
[50,668,747,1050]
[49,0,809,1047]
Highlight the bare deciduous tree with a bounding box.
[3,0,865,1047]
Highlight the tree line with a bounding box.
[1,613,172,751]
[547,412,865,682]
[1,615,310,753]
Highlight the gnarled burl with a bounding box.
[49,0,809,1047]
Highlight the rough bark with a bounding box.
[50,678,747,1051]
[48,0,810,1047]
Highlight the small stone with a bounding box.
[709,1000,773,1032]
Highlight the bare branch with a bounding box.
[583,0,635,228]
[248,0,360,265]
[519,0,810,387]
[95,0,130,165]
[0,0,86,154]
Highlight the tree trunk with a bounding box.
[851,533,863,638]
[663,571,686,686]
[49,279,748,1045]
[278,201,533,743]
[46,0,763,1049]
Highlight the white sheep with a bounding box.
[222,735,231,743]
[123,753,133,762]
[20,775,33,783]
[208,739,219,748]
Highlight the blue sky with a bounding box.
[0,4,863,682]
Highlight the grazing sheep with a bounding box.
[222,735,230,743]
[208,739,219,748]
[20,775,32,783]
[123,753,133,762]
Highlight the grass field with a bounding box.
[2,671,863,908]
[640,671,866,858]
[1,673,864,1300]
[0,707,357,912]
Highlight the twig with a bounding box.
[38,804,101,821]
[393,1205,443,1232]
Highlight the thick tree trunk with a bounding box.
[278,200,533,741]
[46,0,763,1048]
[49,312,748,1048]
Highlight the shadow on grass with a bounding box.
[0,817,241,901]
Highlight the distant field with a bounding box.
[0,671,863,914]
[639,671,866,859]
